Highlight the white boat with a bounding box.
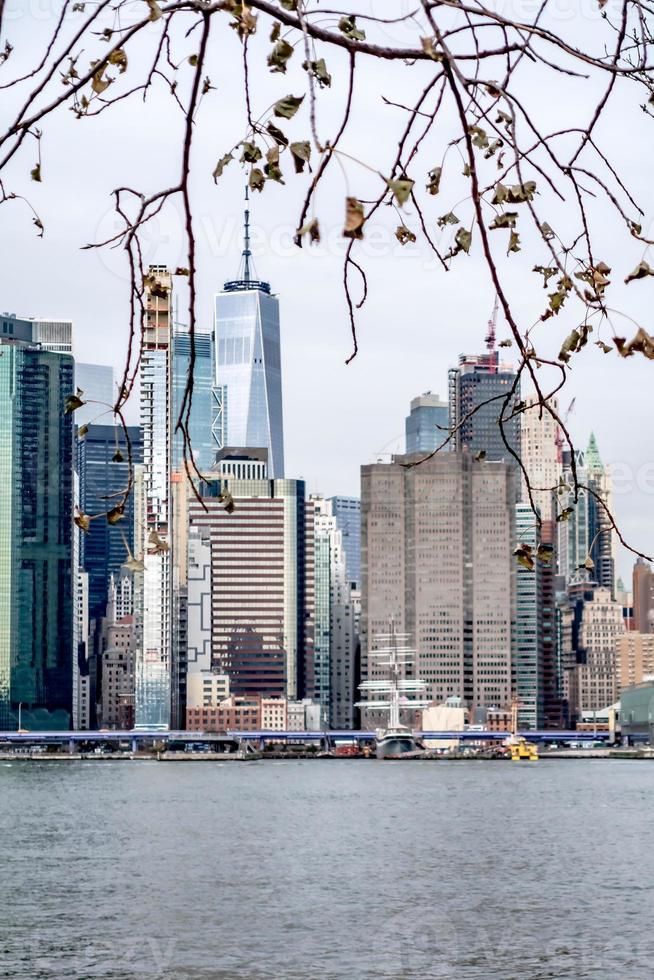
[355,622,431,759]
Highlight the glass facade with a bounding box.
[214,284,284,477]
[449,353,521,470]
[0,341,74,731]
[77,423,142,620]
[172,326,215,472]
[515,503,544,728]
[405,394,449,455]
[330,496,361,587]
[136,268,173,730]
[75,363,115,426]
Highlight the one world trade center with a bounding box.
[213,196,285,477]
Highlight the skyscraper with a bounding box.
[135,265,173,729]
[0,312,72,353]
[330,496,361,587]
[75,363,115,426]
[172,324,216,473]
[0,338,74,730]
[405,391,448,456]
[515,503,544,729]
[633,558,654,633]
[213,203,284,477]
[448,349,520,469]
[187,449,311,703]
[520,395,561,521]
[77,424,142,621]
[361,453,515,716]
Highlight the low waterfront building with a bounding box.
[621,681,654,743]
[186,696,262,732]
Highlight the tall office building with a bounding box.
[213,205,284,477]
[558,435,614,594]
[361,453,515,716]
[633,558,654,633]
[520,394,561,521]
[310,496,361,728]
[0,338,74,730]
[405,391,448,456]
[135,265,173,729]
[75,363,115,426]
[330,496,361,587]
[187,450,312,703]
[77,424,142,621]
[0,312,72,353]
[172,324,216,473]
[448,349,520,470]
[576,586,624,714]
[515,503,544,728]
[520,393,563,726]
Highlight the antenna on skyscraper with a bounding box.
[242,184,252,283]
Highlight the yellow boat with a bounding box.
[506,699,539,761]
[508,737,539,762]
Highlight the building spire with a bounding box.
[243,184,251,283]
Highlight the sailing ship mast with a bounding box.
[356,620,431,730]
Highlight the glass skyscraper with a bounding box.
[448,349,520,468]
[0,340,74,730]
[405,392,449,455]
[77,423,142,620]
[172,325,215,472]
[330,496,361,587]
[75,362,115,426]
[213,206,284,477]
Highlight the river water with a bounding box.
[1,759,653,979]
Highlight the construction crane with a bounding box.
[484,295,499,353]
[555,397,576,461]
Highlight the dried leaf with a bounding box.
[437,211,459,228]
[537,543,554,564]
[145,0,162,21]
[613,328,654,359]
[420,36,442,60]
[78,424,89,439]
[240,141,262,163]
[514,543,535,570]
[498,339,512,348]
[264,145,284,183]
[338,15,365,41]
[595,340,612,353]
[219,490,236,514]
[148,529,169,554]
[270,21,281,42]
[455,227,472,254]
[343,197,365,239]
[267,38,294,73]
[540,222,555,241]
[469,126,489,149]
[387,177,414,207]
[108,48,127,73]
[557,506,574,522]
[289,140,311,173]
[174,267,190,276]
[143,273,169,298]
[296,218,320,245]
[266,122,288,147]
[533,265,558,288]
[124,554,144,572]
[64,393,85,414]
[475,450,486,461]
[229,3,257,38]
[74,511,91,533]
[91,67,111,94]
[489,212,518,229]
[426,166,442,195]
[107,504,125,525]
[112,449,124,463]
[507,230,521,254]
[248,168,265,192]
[273,94,304,119]
[395,225,416,245]
[30,163,41,182]
[624,261,654,284]
[212,153,233,182]
[303,57,331,87]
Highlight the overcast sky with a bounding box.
[2,0,653,580]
